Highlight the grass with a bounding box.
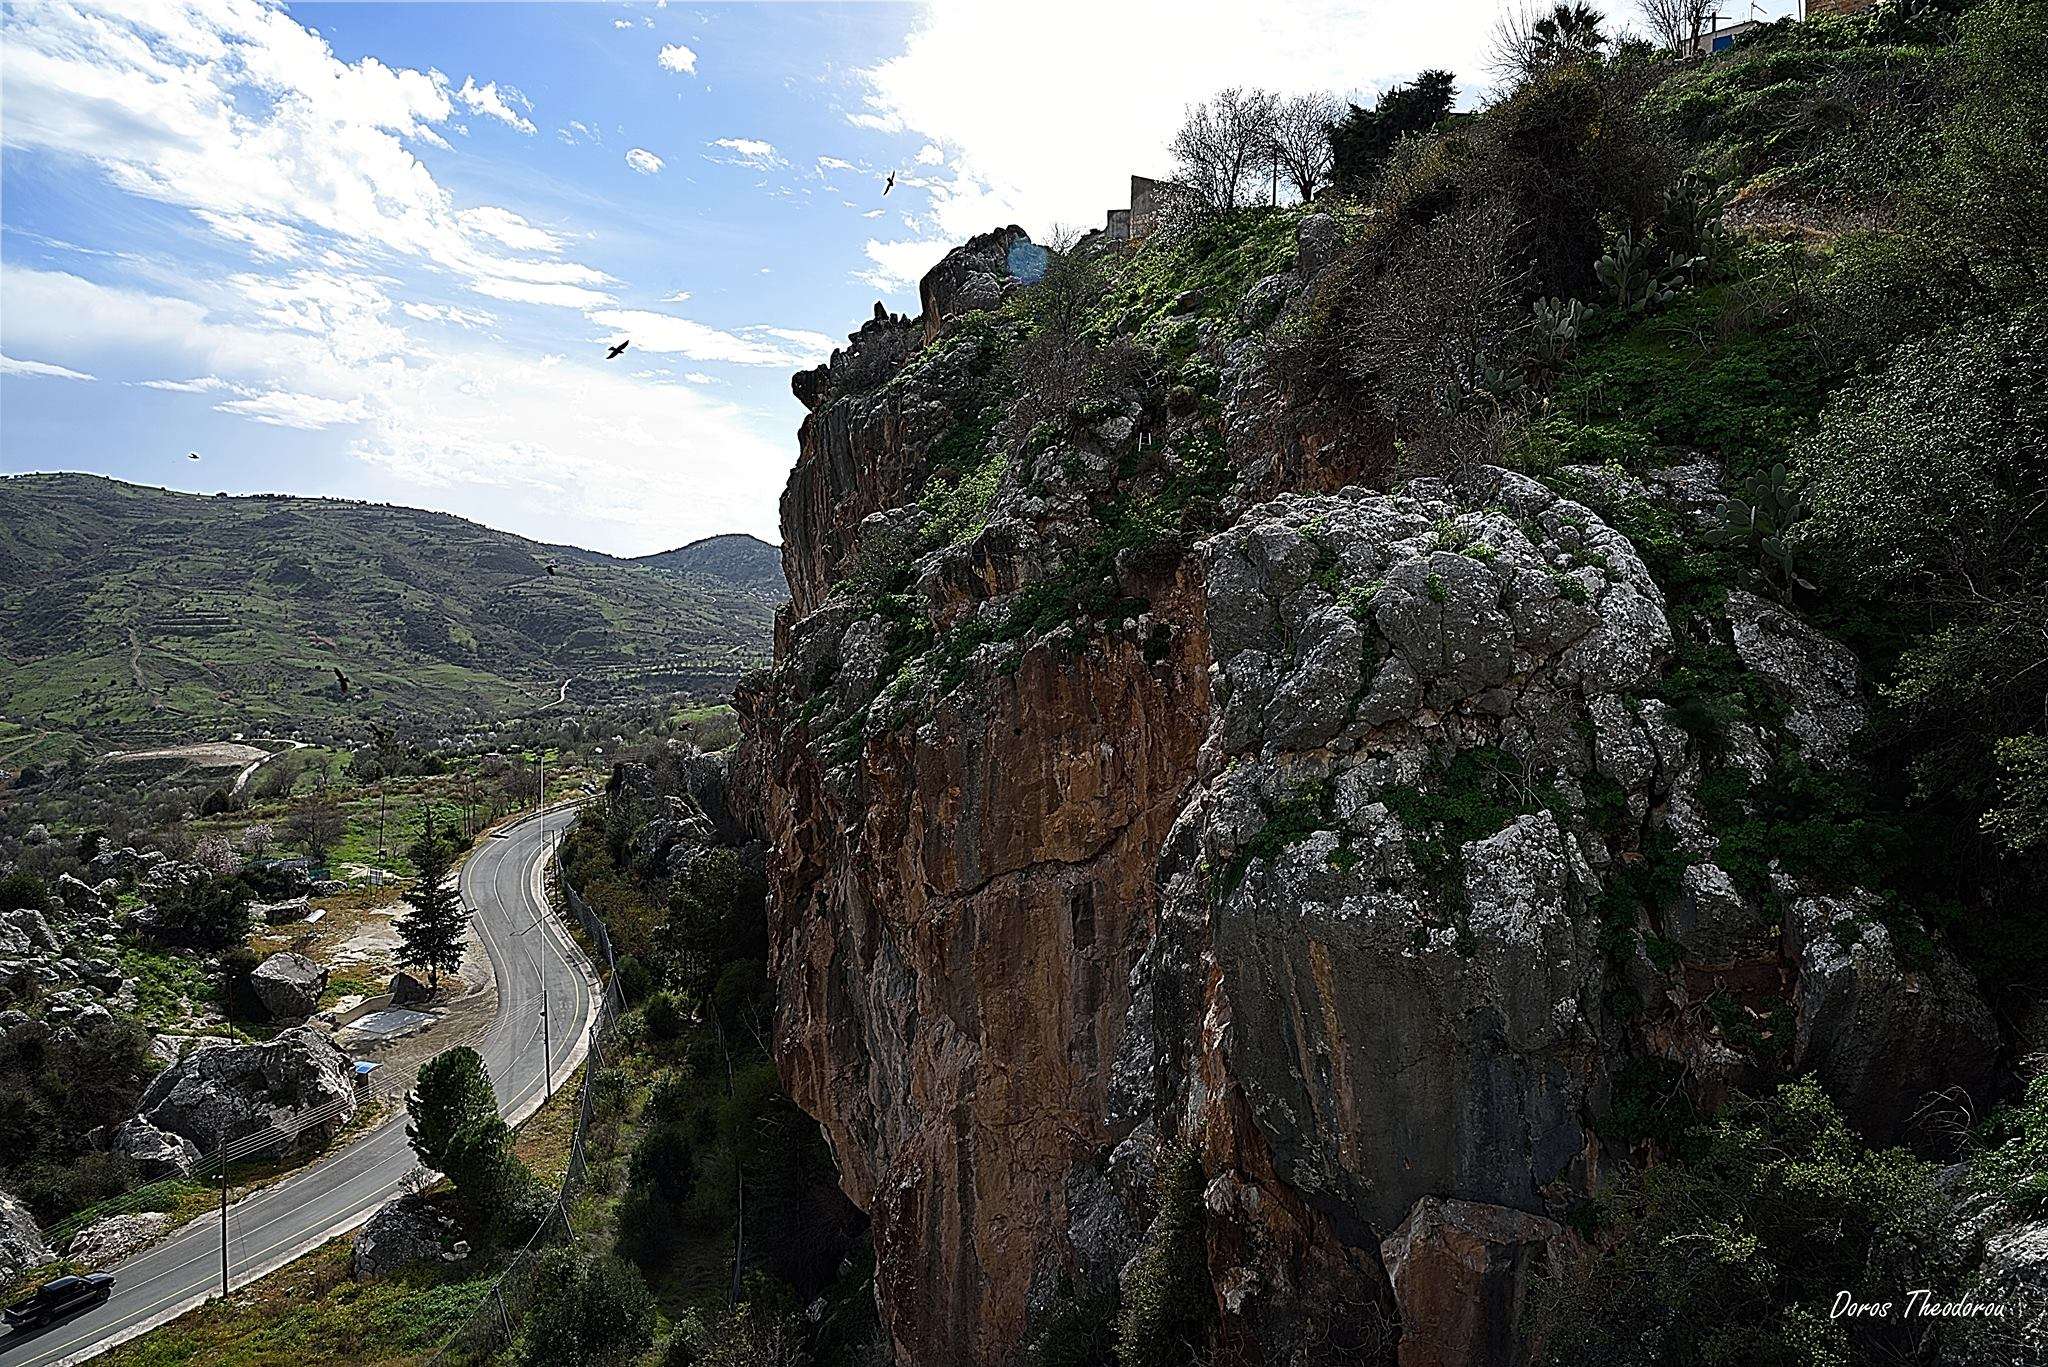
[96,1239,492,1367]
[120,942,227,1031]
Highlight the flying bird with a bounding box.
[333,666,350,696]
[883,171,896,195]
[187,452,201,461]
[606,339,630,360]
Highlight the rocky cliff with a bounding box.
[736,213,2003,1365]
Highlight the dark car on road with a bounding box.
[4,1274,114,1331]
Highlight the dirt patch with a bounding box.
[102,741,270,769]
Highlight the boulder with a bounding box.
[66,1212,173,1267]
[1788,894,2001,1142]
[54,873,104,915]
[1943,1219,2048,1365]
[256,896,312,925]
[137,1025,357,1150]
[250,951,328,1020]
[311,879,348,896]
[0,1189,52,1282]
[352,1193,463,1278]
[389,971,432,1007]
[918,225,1037,344]
[1380,1198,1571,1367]
[1724,588,1868,770]
[113,1116,201,1180]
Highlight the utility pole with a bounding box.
[217,1165,229,1297]
[540,981,552,1102]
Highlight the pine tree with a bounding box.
[395,810,464,990]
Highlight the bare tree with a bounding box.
[1636,0,1714,51]
[1489,1,1610,86]
[1170,87,1280,211]
[1271,92,1343,202]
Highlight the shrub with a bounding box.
[1536,1079,1955,1367]
[519,1249,654,1367]
[1115,1144,1212,1367]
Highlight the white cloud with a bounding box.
[657,43,698,75]
[3,265,792,550]
[401,301,496,328]
[455,75,536,134]
[0,2,606,311]
[137,375,230,393]
[848,0,1496,257]
[818,155,858,173]
[458,206,564,253]
[663,289,693,303]
[625,147,664,175]
[914,143,944,166]
[683,372,717,384]
[708,137,784,171]
[195,212,306,260]
[584,309,832,367]
[855,237,952,290]
[613,19,634,29]
[216,389,370,429]
[1,354,96,381]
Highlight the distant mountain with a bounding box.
[633,533,784,596]
[0,473,786,745]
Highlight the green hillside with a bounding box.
[0,473,783,748]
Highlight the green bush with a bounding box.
[519,1249,654,1367]
[1537,1079,1954,1367]
[407,1046,497,1172]
[1115,1145,1212,1367]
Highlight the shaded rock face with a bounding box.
[136,1026,356,1150]
[113,1117,201,1181]
[250,951,327,1020]
[1788,894,1999,1142]
[389,971,432,1007]
[741,229,2002,1366]
[1380,1199,1570,1367]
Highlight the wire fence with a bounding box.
[424,875,625,1364]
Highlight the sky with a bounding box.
[0,0,1646,557]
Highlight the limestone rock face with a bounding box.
[0,1189,52,1282]
[1788,894,2000,1141]
[113,1116,201,1180]
[136,1026,356,1150]
[67,1212,173,1267]
[738,225,2001,1366]
[250,951,328,1020]
[1380,1198,1571,1367]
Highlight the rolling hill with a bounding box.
[0,473,785,749]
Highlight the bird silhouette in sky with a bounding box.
[883,170,896,195]
[606,339,630,360]
[333,666,350,696]
[187,451,200,460]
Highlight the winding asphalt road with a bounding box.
[0,805,592,1367]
